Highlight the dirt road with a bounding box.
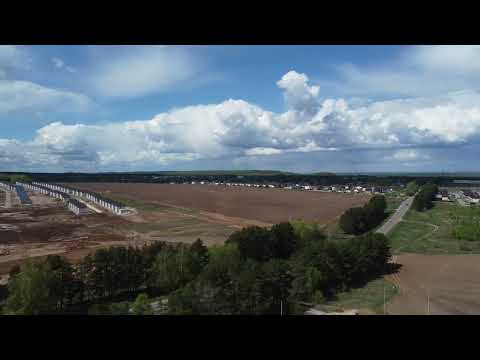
[376,196,414,235]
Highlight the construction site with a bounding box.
[0,181,142,284]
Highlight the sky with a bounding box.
[1,45,480,173]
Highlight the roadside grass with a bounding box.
[386,195,407,213]
[388,202,480,254]
[316,278,399,315]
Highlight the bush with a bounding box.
[131,293,153,315]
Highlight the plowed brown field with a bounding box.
[387,254,480,315]
[69,183,371,225]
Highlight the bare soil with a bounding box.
[0,199,131,275]
[0,183,370,276]
[69,183,371,225]
[386,254,480,315]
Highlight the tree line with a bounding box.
[2,239,209,315]
[0,171,456,188]
[339,195,388,235]
[1,222,392,315]
[169,223,391,314]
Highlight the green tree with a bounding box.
[406,181,419,196]
[45,255,75,310]
[339,207,367,235]
[194,244,244,314]
[131,293,153,315]
[340,233,391,287]
[4,260,58,315]
[413,183,438,212]
[270,222,298,259]
[255,259,293,314]
[148,243,191,292]
[168,284,200,314]
[226,226,275,261]
[8,265,20,278]
[290,220,327,248]
[339,196,386,235]
[187,239,209,276]
[364,195,387,229]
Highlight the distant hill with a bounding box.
[336,172,480,178]
[308,172,337,176]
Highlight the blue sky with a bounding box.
[1,45,480,173]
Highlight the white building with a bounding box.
[67,199,89,215]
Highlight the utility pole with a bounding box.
[180,246,183,277]
[383,280,386,315]
[427,289,430,315]
[280,300,283,316]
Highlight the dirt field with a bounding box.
[0,186,247,275]
[386,254,480,314]
[68,183,371,225]
[0,201,132,274]
[0,183,369,277]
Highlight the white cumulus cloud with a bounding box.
[1,69,480,171]
[277,70,320,113]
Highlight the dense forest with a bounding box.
[0,222,392,315]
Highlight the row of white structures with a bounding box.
[18,181,70,201]
[0,180,16,192]
[16,181,88,215]
[30,182,128,215]
[1,181,32,205]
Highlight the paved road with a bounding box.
[376,196,415,235]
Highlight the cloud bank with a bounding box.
[1,68,480,172]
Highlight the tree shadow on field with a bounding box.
[385,262,402,275]
[325,260,404,304]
